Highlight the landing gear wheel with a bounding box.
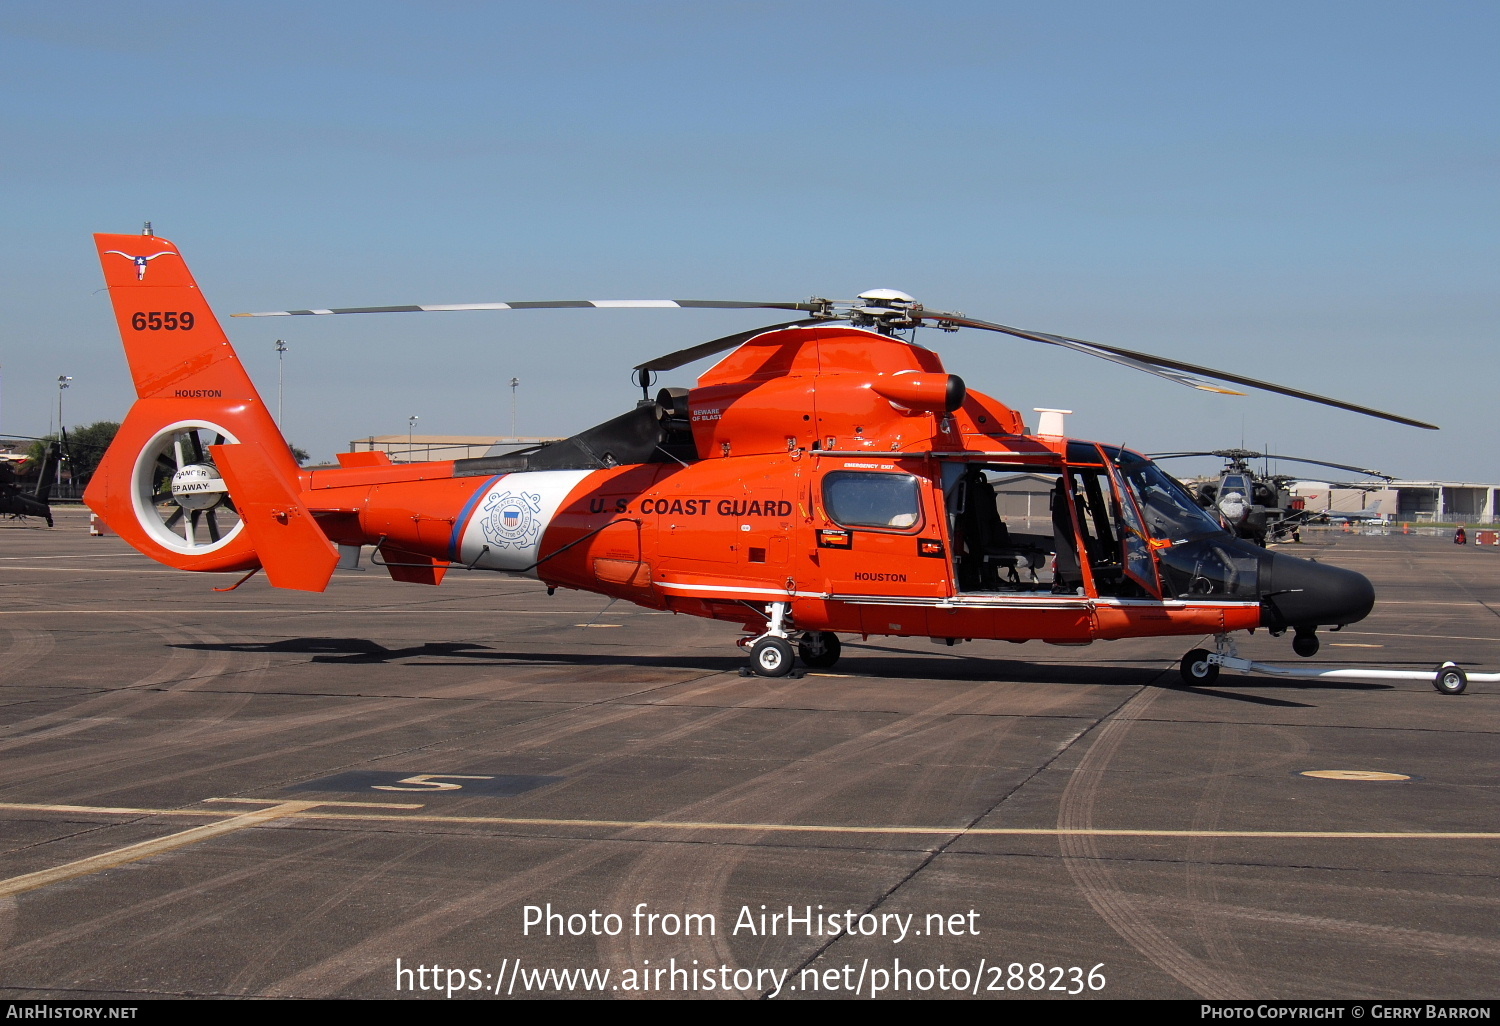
[797,632,841,669]
[1179,648,1218,686]
[749,636,794,677]
[1292,631,1320,658]
[1433,664,1467,696]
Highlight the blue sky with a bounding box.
[2,1,1495,481]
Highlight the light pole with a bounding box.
[56,375,71,432]
[56,376,71,491]
[510,377,519,438]
[407,415,418,462]
[275,340,287,427]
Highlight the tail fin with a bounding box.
[86,231,327,581]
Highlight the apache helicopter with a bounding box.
[85,229,1439,684]
[0,438,59,526]
[1147,448,1394,548]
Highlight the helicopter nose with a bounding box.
[1260,551,1374,628]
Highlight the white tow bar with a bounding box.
[1185,637,1498,695]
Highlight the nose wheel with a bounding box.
[1179,648,1219,686]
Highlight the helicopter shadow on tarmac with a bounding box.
[168,636,763,671]
[842,641,1388,706]
[164,635,1386,707]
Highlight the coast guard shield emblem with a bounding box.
[480,489,544,550]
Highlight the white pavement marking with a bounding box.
[0,799,424,899]
[0,801,321,898]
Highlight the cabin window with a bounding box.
[822,472,923,531]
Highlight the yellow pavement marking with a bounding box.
[1341,630,1500,643]
[1371,601,1488,608]
[0,567,188,575]
[297,812,1497,840]
[1,801,1493,841]
[202,798,425,809]
[0,800,423,817]
[0,802,240,817]
[0,608,562,615]
[0,800,321,899]
[0,555,137,561]
[1301,770,1412,781]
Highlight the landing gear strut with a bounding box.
[743,601,797,678]
[741,603,843,676]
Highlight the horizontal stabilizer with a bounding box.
[211,442,338,592]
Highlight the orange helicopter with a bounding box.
[85,229,1439,685]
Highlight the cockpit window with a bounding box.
[822,472,923,531]
[1103,448,1226,541]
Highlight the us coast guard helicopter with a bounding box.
[85,229,1441,686]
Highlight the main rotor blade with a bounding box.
[1150,448,1279,461]
[634,318,827,373]
[232,299,833,318]
[917,311,1439,430]
[1147,450,1393,479]
[1252,454,1393,480]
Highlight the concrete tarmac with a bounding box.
[1,509,1496,1000]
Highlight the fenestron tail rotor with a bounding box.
[131,422,243,554]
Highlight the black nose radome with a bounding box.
[1260,552,1375,628]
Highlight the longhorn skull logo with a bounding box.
[104,250,178,280]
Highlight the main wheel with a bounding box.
[797,631,841,669]
[1179,648,1218,686]
[1433,664,1467,696]
[749,636,794,677]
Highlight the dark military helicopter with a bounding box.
[0,438,59,526]
[1147,448,1392,548]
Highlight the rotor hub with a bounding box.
[171,464,229,510]
[850,289,921,334]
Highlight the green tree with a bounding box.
[23,421,120,481]
[67,421,121,478]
